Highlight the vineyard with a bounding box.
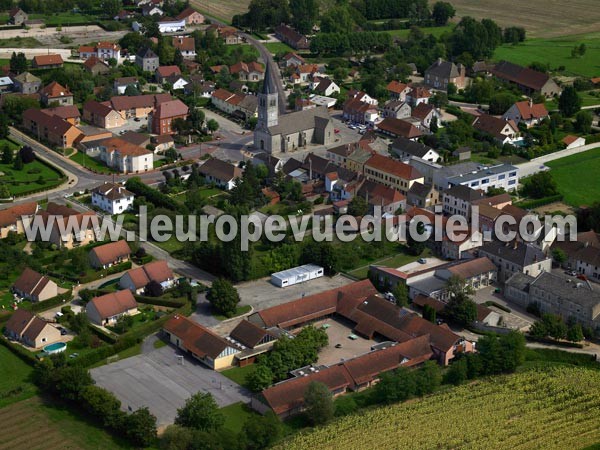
[278,366,600,450]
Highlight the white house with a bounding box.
[91,182,135,214]
[168,75,189,90]
[158,17,185,33]
[314,79,340,97]
[198,158,243,190]
[99,137,153,174]
[563,135,586,149]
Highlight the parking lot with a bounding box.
[91,345,251,427]
[313,318,376,366]
[473,286,535,331]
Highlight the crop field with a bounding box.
[450,0,600,38]
[546,147,600,206]
[0,397,131,450]
[495,32,600,77]
[189,0,249,23]
[278,366,600,450]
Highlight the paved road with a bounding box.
[517,141,600,177]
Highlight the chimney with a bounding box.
[528,98,533,108]
[437,58,442,65]
[513,239,518,250]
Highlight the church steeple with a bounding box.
[257,62,278,130]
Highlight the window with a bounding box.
[482,178,489,184]
[509,171,517,177]
[508,180,516,185]
[498,174,505,180]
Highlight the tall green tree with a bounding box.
[206,278,240,317]
[289,0,317,35]
[445,275,477,326]
[123,407,157,448]
[304,381,334,426]
[239,412,282,450]
[175,392,225,431]
[1,145,13,164]
[558,86,582,117]
[574,110,593,133]
[431,1,455,26]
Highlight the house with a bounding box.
[9,7,28,25]
[113,77,139,95]
[0,76,13,93]
[199,158,242,190]
[86,289,138,326]
[83,100,126,129]
[99,137,153,173]
[407,86,431,106]
[150,99,188,135]
[376,118,423,140]
[424,59,467,90]
[156,65,181,83]
[314,79,340,97]
[357,181,407,215]
[343,97,378,125]
[83,56,110,75]
[142,4,163,16]
[282,52,305,68]
[175,7,204,25]
[386,80,411,101]
[230,61,264,82]
[12,267,58,302]
[220,27,242,45]
[22,108,82,148]
[135,48,160,72]
[78,42,121,61]
[0,202,38,238]
[391,137,440,163]
[158,17,186,33]
[151,134,174,152]
[503,100,549,128]
[382,100,411,120]
[89,240,131,269]
[563,135,586,149]
[166,74,188,90]
[442,184,484,218]
[35,203,99,249]
[274,24,309,50]
[348,89,378,106]
[4,309,61,349]
[120,260,176,294]
[411,103,442,130]
[478,240,552,284]
[32,54,64,69]
[114,9,134,20]
[184,77,215,97]
[492,61,561,97]
[441,228,484,260]
[40,81,73,106]
[407,182,439,208]
[91,182,135,214]
[472,114,520,145]
[505,271,600,330]
[163,314,240,370]
[108,93,172,119]
[452,146,471,161]
[172,36,196,59]
[12,72,41,94]
[44,105,80,125]
[363,154,424,195]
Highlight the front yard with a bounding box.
[69,152,116,174]
[0,148,66,196]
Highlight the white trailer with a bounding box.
[270,264,324,288]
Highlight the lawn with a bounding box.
[264,42,296,55]
[0,396,132,450]
[28,12,97,26]
[382,24,454,40]
[0,346,37,408]
[152,235,185,254]
[220,402,258,433]
[69,152,116,174]
[225,43,260,60]
[545,147,600,206]
[494,33,600,77]
[346,248,430,280]
[0,155,65,196]
[0,37,42,48]
[222,364,257,389]
[278,365,600,450]
[213,304,252,321]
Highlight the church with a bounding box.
[254,63,335,154]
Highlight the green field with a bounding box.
[278,365,600,450]
[0,346,37,408]
[264,42,296,55]
[69,152,115,174]
[384,24,454,40]
[546,147,600,206]
[0,151,65,196]
[220,402,257,433]
[28,12,97,26]
[346,248,430,279]
[222,364,257,390]
[495,32,600,78]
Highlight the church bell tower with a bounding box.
[257,62,278,130]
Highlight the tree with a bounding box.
[175,392,225,431]
[0,114,8,139]
[207,119,219,134]
[103,0,123,19]
[206,278,240,318]
[173,49,184,67]
[9,52,27,74]
[123,407,157,448]
[422,304,436,323]
[124,84,140,96]
[392,282,409,307]
[489,92,517,115]
[304,381,334,426]
[574,110,593,133]
[289,0,317,35]
[445,276,477,326]
[348,195,369,216]
[520,171,558,199]
[406,221,426,256]
[189,108,205,131]
[431,1,455,26]
[446,82,457,95]
[160,425,194,450]
[246,363,274,392]
[415,361,442,395]
[558,86,582,117]
[301,241,338,275]
[374,367,416,404]
[567,323,584,342]
[80,385,122,428]
[0,184,10,199]
[239,412,282,450]
[19,146,35,163]
[12,152,23,170]
[1,145,13,164]
[552,248,567,266]
[444,357,468,385]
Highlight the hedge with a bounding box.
[88,325,118,344]
[516,194,564,210]
[525,335,584,349]
[19,290,73,313]
[484,300,511,313]
[134,294,187,308]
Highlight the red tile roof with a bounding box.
[13,267,52,297]
[514,101,548,120]
[386,80,409,94]
[33,54,63,66]
[141,260,174,284]
[172,36,195,52]
[176,6,201,20]
[83,55,108,70]
[0,202,37,227]
[163,314,232,359]
[101,137,151,157]
[154,99,188,120]
[376,118,423,139]
[411,103,435,121]
[89,289,137,320]
[562,135,581,145]
[90,240,131,266]
[40,81,72,98]
[365,154,423,181]
[156,65,181,77]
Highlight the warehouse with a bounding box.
[270,264,324,288]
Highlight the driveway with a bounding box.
[473,286,536,331]
[91,345,251,427]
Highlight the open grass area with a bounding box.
[278,365,600,450]
[382,24,454,40]
[0,37,43,48]
[346,248,430,280]
[221,364,257,389]
[495,33,600,77]
[0,346,37,408]
[28,12,97,26]
[450,0,600,38]
[0,151,65,196]
[213,304,252,321]
[546,147,600,206]
[225,43,260,60]
[220,402,258,433]
[189,0,245,23]
[264,41,296,55]
[0,396,132,450]
[69,152,116,174]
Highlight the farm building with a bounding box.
[271,264,324,288]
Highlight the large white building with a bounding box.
[271,264,324,288]
[91,182,135,214]
[158,17,185,33]
[99,137,153,174]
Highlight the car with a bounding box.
[134,117,141,122]
[335,344,342,348]
[54,311,64,319]
[577,274,587,281]
[348,124,357,129]
[334,128,340,133]
[565,270,577,276]
[60,329,68,336]
[384,292,396,302]
[418,258,427,264]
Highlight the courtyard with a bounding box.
[312,318,378,366]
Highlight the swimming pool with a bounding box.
[43,342,67,354]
